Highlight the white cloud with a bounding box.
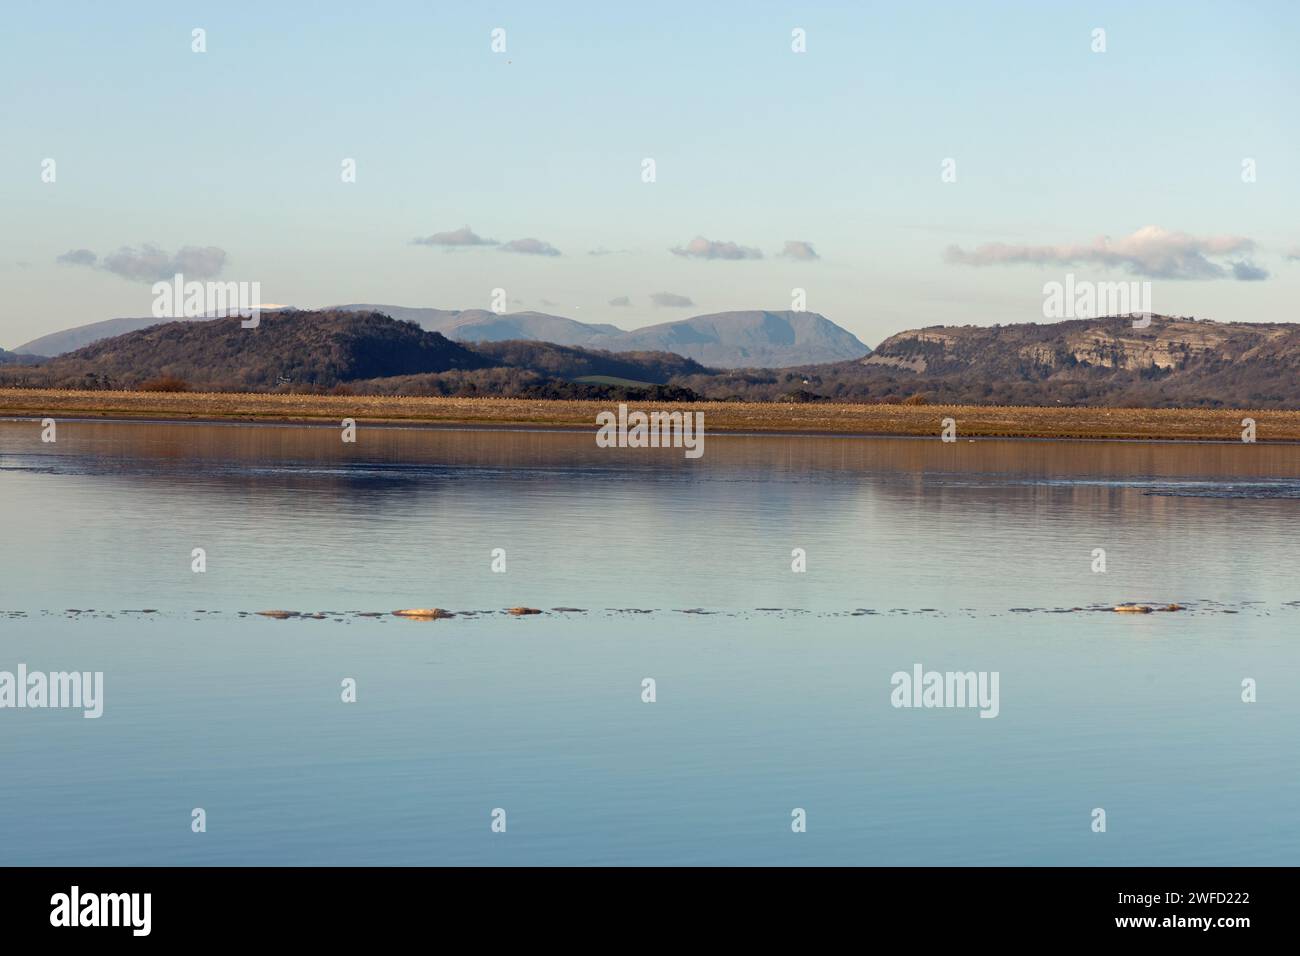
[412,226,498,247]
[650,291,694,307]
[499,237,561,256]
[56,249,98,267]
[670,236,762,261]
[57,244,227,282]
[944,226,1265,280]
[779,240,820,261]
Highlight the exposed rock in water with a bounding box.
[393,608,454,619]
[256,610,299,619]
[507,607,542,616]
[1113,602,1185,613]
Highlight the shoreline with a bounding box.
[2,388,1298,442]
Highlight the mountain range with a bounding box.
[7,310,1300,408]
[14,306,872,369]
[0,310,713,399]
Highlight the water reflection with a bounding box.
[1,420,1298,865]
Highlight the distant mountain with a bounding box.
[334,305,870,367]
[13,307,297,357]
[591,310,870,367]
[333,305,621,346]
[21,304,870,369]
[14,316,210,357]
[14,310,490,390]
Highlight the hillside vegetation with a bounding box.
[1,310,489,390]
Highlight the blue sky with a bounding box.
[2,0,1297,348]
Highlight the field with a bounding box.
[3,388,1300,441]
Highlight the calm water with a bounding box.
[1,418,1298,865]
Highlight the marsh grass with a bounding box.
[1,388,1296,441]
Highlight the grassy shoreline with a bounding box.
[1,387,1297,441]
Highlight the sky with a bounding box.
[2,0,1298,350]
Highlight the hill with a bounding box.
[0,347,42,366]
[469,340,709,382]
[863,314,1300,406]
[3,310,490,390]
[337,341,710,401]
[674,315,1300,408]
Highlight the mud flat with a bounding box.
[3,388,1300,441]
